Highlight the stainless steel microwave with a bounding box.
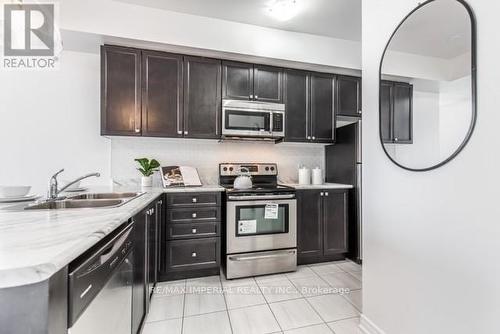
[222,99,285,140]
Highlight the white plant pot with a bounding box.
[141,176,153,187]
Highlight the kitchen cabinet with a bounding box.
[101,45,142,136]
[222,61,283,103]
[380,80,413,144]
[310,73,336,143]
[284,71,335,143]
[336,75,362,117]
[284,69,310,142]
[141,51,183,137]
[132,197,161,334]
[183,56,222,139]
[297,189,348,264]
[131,207,147,334]
[160,192,222,281]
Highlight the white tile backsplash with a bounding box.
[110,137,325,186]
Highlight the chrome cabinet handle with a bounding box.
[191,252,197,257]
[177,130,182,135]
[307,136,311,140]
[192,228,197,234]
[320,192,324,196]
[192,197,197,203]
[151,208,155,214]
[184,131,189,135]
[394,138,399,142]
[134,128,140,133]
[249,94,254,99]
[255,95,259,99]
[325,192,329,196]
[312,136,316,140]
[192,213,197,218]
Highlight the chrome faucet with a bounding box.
[48,169,100,200]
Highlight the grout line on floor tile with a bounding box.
[181,279,187,334]
[220,274,235,334]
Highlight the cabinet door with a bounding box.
[142,51,183,137]
[254,65,283,103]
[310,73,335,143]
[165,238,220,273]
[101,45,141,136]
[297,190,323,263]
[183,57,222,139]
[380,81,393,143]
[222,61,254,100]
[323,190,348,256]
[393,82,413,144]
[132,209,147,334]
[336,75,361,116]
[184,57,222,139]
[284,69,310,142]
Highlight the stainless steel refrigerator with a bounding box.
[325,119,362,263]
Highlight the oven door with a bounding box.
[222,108,272,137]
[226,198,297,254]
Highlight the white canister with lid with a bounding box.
[298,166,311,185]
[312,167,323,185]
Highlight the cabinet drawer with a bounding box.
[166,238,220,272]
[168,207,220,223]
[167,222,220,240]
[167,192,221,207]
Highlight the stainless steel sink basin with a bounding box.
[25,199,123,210]
[67,192,141,200]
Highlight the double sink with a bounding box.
[25,192,144,210]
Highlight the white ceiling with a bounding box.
[116,0,362,41]
[387,0,471,59]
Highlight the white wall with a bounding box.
[110,138,325,186]
[0,50,111,195]
[362,1,500,334]
[59,0,361,70]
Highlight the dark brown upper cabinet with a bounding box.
[380,80,413,144]
[183,56,222,139]
[101,45,142,136]
[222,61,283,103]
[297,189,348,264]
[336,75,362,117]
[222,61,253,101]
[254,65,283,103]
[284,69,310,142]
[142,50,183,137]
[310,73,335,143]
[284,71,335,144]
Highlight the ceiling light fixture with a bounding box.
[267,0,300,22]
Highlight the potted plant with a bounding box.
[135,158,160,187]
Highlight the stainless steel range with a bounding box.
[220,163,297,279]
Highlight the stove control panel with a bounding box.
[220,163,277,176]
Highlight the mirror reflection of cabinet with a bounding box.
[381,81,413,144]
[379,0,476,171]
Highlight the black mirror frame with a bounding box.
[378,0,477,172]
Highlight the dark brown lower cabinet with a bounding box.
[160,192,222,281]
[297,189,348,265]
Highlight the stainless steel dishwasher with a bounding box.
[68,222,134,334]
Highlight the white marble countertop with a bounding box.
[0,184,226,289]
[284,183,354,189]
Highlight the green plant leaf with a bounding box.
[134,158,149,171]
[137,167,147,176]
[150,159,160,169]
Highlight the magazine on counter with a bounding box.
[161,166,202,187]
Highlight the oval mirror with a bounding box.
[379,0,476,171]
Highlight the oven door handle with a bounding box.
[227,194,295,201]
[228,250,296,262]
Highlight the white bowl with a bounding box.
[0,186,31,198]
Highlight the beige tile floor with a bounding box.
[143,260,363,334]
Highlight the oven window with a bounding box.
[225,110,270,131]
[235,204,289,236]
